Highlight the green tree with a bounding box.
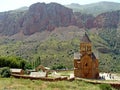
[52,64,66,70]
[0,67,11,78]
[34,56,41,67]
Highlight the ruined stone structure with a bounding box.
[74,33,99,79]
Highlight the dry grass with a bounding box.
[0,77,101,90]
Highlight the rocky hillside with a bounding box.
[0,2,120,72]
[94,10,120,28]
[0,2,120,36]
[66,1,120,16]
[0,3,76,35]
[0,10,25,35]
[74,12,95,29]
[22,3,76,35]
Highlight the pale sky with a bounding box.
[0,0,120,12]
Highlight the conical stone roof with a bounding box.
[81,32,91,43]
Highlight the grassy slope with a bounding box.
[0,78,101,90]
[0,26,119,72]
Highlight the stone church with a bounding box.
[74,33,99,79]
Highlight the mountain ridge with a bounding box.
[0,2,76,35]
[0,2,120,72]
[0,2,120,36]
[66,1,120,16]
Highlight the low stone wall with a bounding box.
[111,83,120,89]
[11,74,70,81]
[12,74,120,89]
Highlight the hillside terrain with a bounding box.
[1,78,114,90]
[66,1,120,16]
[0,2,120,72]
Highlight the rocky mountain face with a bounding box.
[0,3,76,35]
[93,10,120,28]
[22,3,76,35]
[74,12,95,29]
[0,2,120,36]
[74,10,120,29]
[0,11,25,35]
[0,2,120,72]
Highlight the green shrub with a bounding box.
[0,56,26,69]
[0,67,11,78]
[52,64,66,70]
[99,84,112,90]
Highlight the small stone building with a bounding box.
[30,71,46,77]
[74,33,99,79]
[10,69,24,75]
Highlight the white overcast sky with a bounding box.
[0,0,120,12]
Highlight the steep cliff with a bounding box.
[0,3,76,35]
[94,10,120,28]
[0,2,120,36]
